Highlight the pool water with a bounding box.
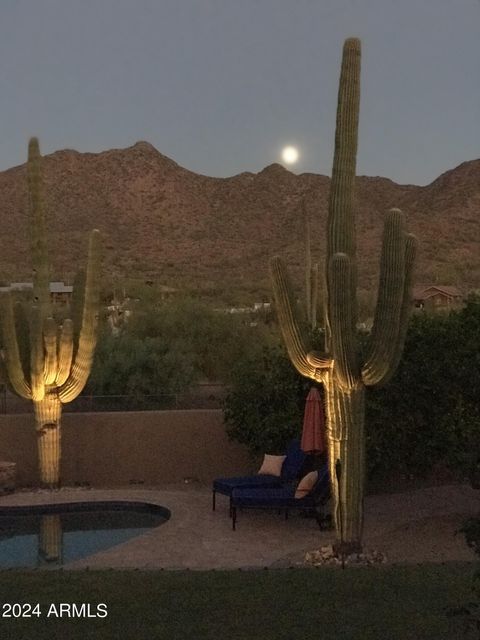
[0,502,170,568]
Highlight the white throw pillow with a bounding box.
[257,454,286,477]
[294,471,318,498]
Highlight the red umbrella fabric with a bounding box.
[300,387,326,454]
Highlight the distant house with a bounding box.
[0,281,73,306]
[143,279,178,299]
[226,306,251,315]
[49,281,73,306]
[158,285,178,301]
[413,285,463,311]
[253,302,271,312]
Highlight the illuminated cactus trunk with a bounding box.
[34,389,62,486]
[0,138,101,488]
[323,373,365,549]
[270,38,416,553]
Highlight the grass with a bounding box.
[0,563,477,639]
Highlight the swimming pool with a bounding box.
[0,501,170,568]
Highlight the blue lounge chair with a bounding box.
[230,464,330,530]
[212,439,307,512]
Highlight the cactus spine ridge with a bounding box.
[0,293,32,399]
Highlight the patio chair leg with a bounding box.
[212,490,216,511]
[232,507,237,531]
[229,497,232,518]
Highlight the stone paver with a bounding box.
[0,483,478,569]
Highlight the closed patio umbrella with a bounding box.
[300,387,325,454]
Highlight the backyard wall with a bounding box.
[0,410,255,487]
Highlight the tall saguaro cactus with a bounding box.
[270,38,416,554]
[0,138,101,487]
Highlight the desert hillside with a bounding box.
[0,141,478,302]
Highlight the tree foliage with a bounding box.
[366,296,480,480]
[86,294,277,400]
[223,342,313,455]
[87,330,195,399]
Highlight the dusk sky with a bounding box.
[1,0,479,185]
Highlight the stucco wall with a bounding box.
[0,410,255,487]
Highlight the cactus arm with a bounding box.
[311,263,319,330]
[305,207,312,325]
[322,268,332,353]
[58,230,101,402]
[306,349,331,369]
[43,317,57,385]
[270,256,331,380]
[0,293,32,399]
[70,268,86,354]
[27,138,50,319]
[362,233,417,386]
[361,209,407,385]
[329,253,359,389]
[13,300,31,375]
[55,320,74,387]
[29,306,45,401]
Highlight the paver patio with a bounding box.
[0,483,478,569]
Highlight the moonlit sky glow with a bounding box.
[281,146,299,165]
[0,0,479,185]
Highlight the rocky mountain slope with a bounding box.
[0,141,478,302]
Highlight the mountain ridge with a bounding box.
[0,141,478,302]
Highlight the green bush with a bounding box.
[366,296,480,480]
[125,296,275,382]
[86,329,195,400]
[223,343,313,455]
[86,295,278,402]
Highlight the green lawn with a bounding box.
[0,563,477,640]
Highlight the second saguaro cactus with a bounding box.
[0,138,101,487]
[304,206,319,330]
[271,38,416,554]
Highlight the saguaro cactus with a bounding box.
[270,38,416,554]
[304,206,319,331]
[0,138,101,487]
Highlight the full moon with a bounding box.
[281,146,299,164]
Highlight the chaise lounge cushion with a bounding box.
[213,474,282,496]
[212,440,307,510]
[212,439,307,500]
[231,485,313,509]
[231,465,330,509]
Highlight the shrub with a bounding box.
[86,329,195,400]
[223,343,312,455]
[366,296,480,480]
